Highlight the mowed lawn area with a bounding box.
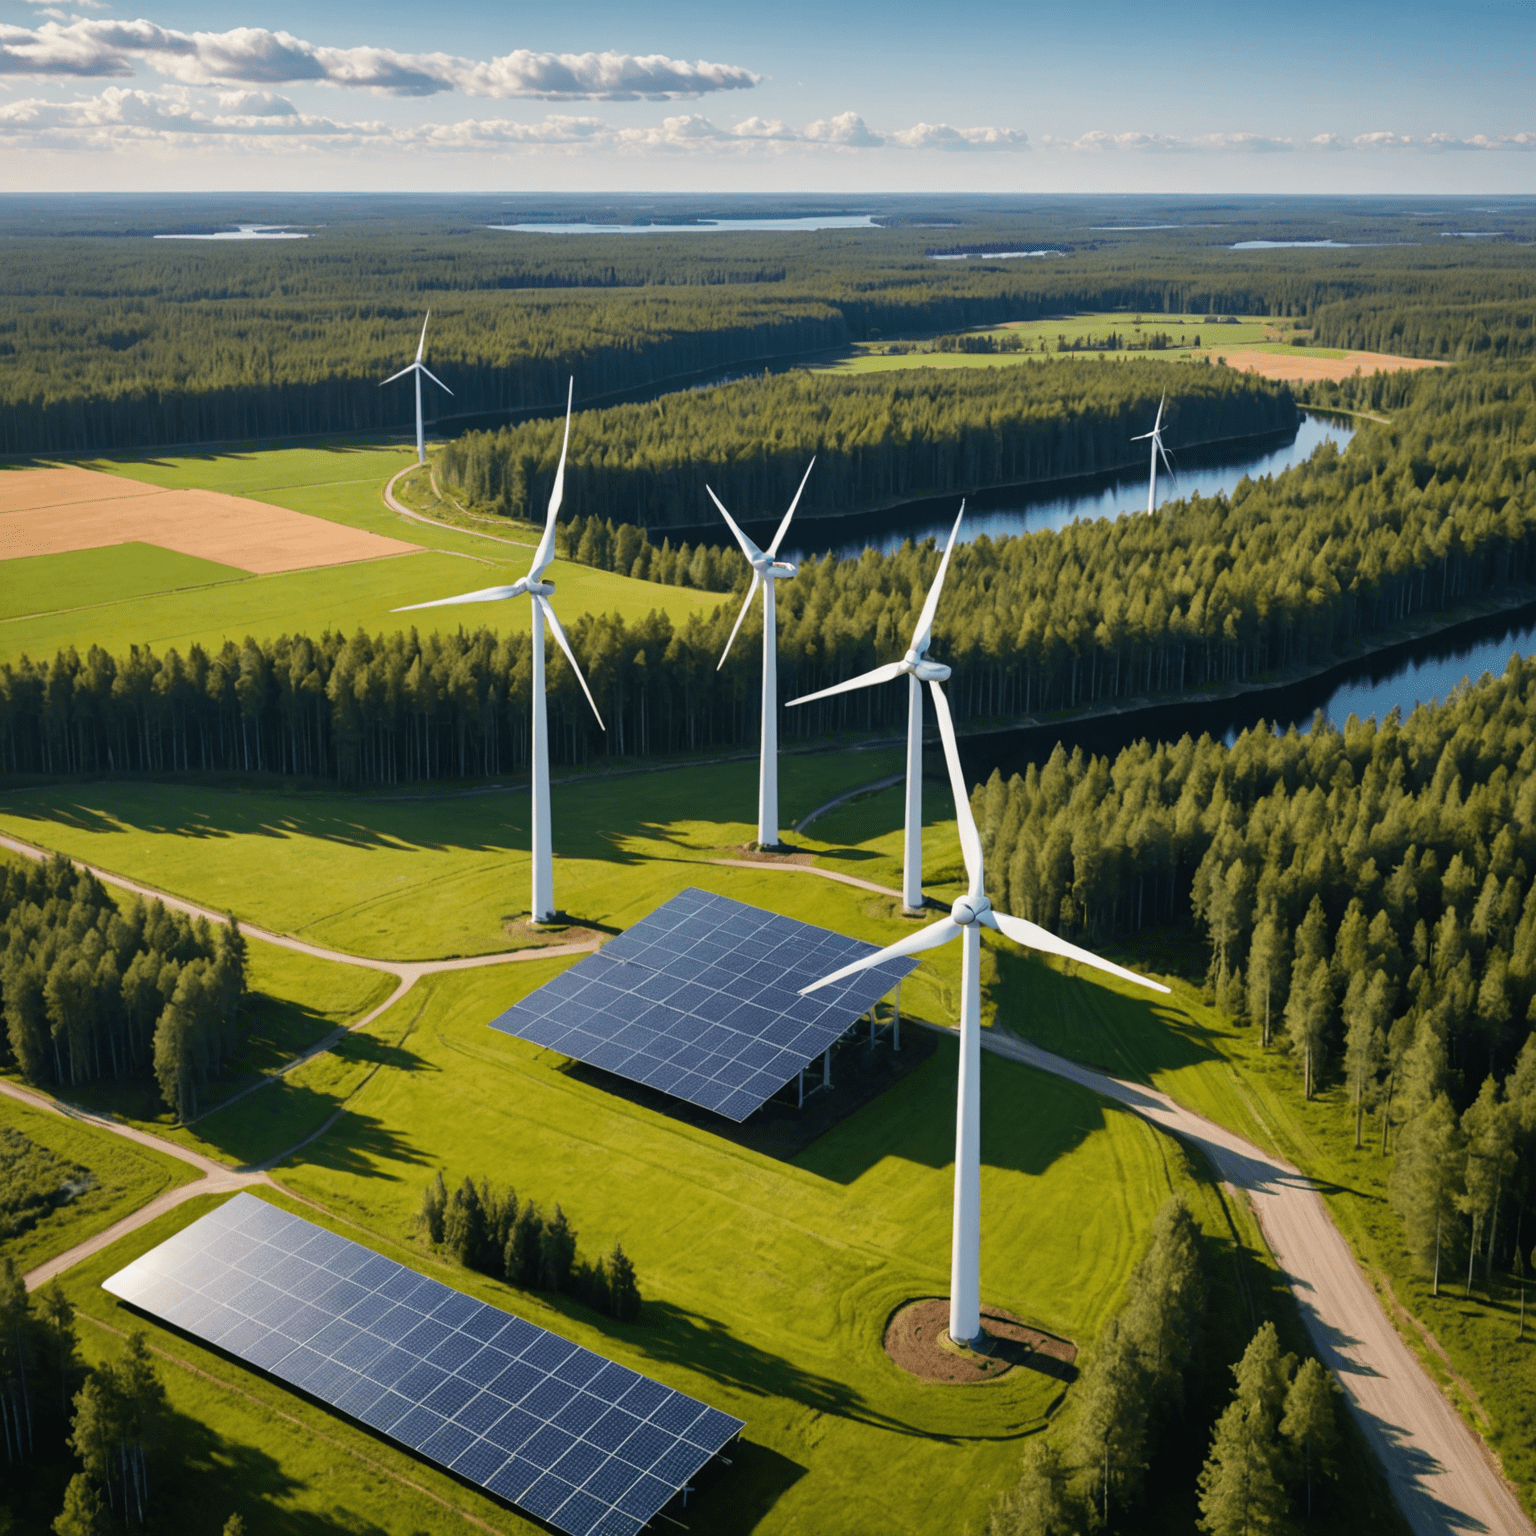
[1,444,723,664]
[0,749,928,959]
[1,1089,198,1275]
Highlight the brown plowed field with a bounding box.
[0,465,419,573]
[1218,349,1446,383]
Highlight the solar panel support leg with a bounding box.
[894,981,902,1051]
[823,1046,832,1089]
[868,1009,875,1047]
[798,1068,804,1108]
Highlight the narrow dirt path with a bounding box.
[971,1025,1533,1536]
[793,773,905,834]
[384,465,535,548]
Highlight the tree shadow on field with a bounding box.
[991,946,1226,1084]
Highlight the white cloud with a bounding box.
[804,111,883,147]
[1350,129,1536,151]
[0,18,762,99]
[888,122,1028,151]
[729,115,798,141]
[1044,129,1294,153]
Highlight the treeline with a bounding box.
[988,1202,1341,1535]
[6,367,1536,787]
[4,216,1532,451]
[555,512,738,593]
[1312,297,1536,362]
[0,854,247,1120]
[418,1172,641,1323]
[440,363,1294,530]
[0,1263,186,1532]
[972,655,1536,1285]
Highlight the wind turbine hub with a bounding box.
[528,580,555,596]
[951,894,991,927]
[911,658,952,682]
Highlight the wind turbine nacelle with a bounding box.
[907,656,952,682]
[753,558,798,579]
[951,894,992,927]
[527,579,555,597]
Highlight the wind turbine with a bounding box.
[1132,395,1174,515]
[394,380,603,923]
[787,503,966,913]
[382,313,453,465]
[800,678,1168,1347]
[709,460,815,850]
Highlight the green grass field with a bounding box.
[816,312,1350,377]
[0,1090,197,1275]
[1,446,721,665]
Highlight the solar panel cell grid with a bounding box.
[102,1194,741,1536]
[488,887,916,1122]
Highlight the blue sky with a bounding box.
[1,0,1531,192]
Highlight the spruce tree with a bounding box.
[1067,1318,1148,1525]
[1280,1358,1339,1516]
[1389,1093,1464,1294]
[1343,969,1391,1149]
[444,1176,487,1270]
[1196,1323,1294,1536]
[607,1242,642,1323]
[418,1171,448,1245]
[539,1207,578,1293]
[988,1439,1078,1536]
[52,1474,105,1536]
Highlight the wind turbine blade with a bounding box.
[538,596,605,729]
[416,312,430,364]
[419,365,453,397]
[1130,429,1154,442]
[927,680,984,896]
[530,379,573,579]
[1154,393,1165,433]
[393,582,526,611]
[787,661,905,708]
[1158,438,1175,479]
[767,457,815,557]
[910,500,965,657]
[981,909,1170,994]
[706,486,765,563]
[801,916,960,995]
[717,573,761,668]
[381,364,414,387]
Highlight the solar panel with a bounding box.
[103,1194,742,1536]
[489,887,916,1121]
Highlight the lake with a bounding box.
[488,216,879,235]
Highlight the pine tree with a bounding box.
[1389,1092,1465,1294]
[0,1255,34,1462]
[1280,1358,1339,1516]
[1121,1196,1205,1393]
[222,1515,247,1536]
[52,1473,106,1536]
[989,1438,1079,1536]
[1342,970,1391,1149]
[607,1242,642,1323]
[36,1280,77,1418]
[1068,1318,1149,1525]
[418,1172,447,1245]
[507,1203,545,1287]
[1196,1322,1294,1536]
[539,1206,578,1293]
[1460,1078,1517,1291]
[443,1176,488,1270]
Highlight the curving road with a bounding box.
[975,1027,1532,1536]
[4,826,1530,1530]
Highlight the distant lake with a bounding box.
[489,216,879,235]
[1228,239,1399,250]
[154,225,308,241]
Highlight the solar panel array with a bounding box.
[489,887,917,1122]
[103,1193,742,1536]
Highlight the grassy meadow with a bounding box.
[2,748,1419,1531]
[817,311,1350,377]
[1,444,722,665]
[0,1089,198,1275]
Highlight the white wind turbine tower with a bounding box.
[1132,394,1174,515]
[801,680,1168,1347]
[788,503,966,913]
[382,313,453,465]
[395,381,603,923]
[709,460,816,849]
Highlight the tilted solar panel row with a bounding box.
[103,1194,742,1536]
[491,888,916,1121]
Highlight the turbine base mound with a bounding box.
[882,1298,1077,1386]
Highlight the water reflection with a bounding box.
[962,597,1536,784]
[786,414,1353,561]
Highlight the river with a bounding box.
[785,413,1352,562]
